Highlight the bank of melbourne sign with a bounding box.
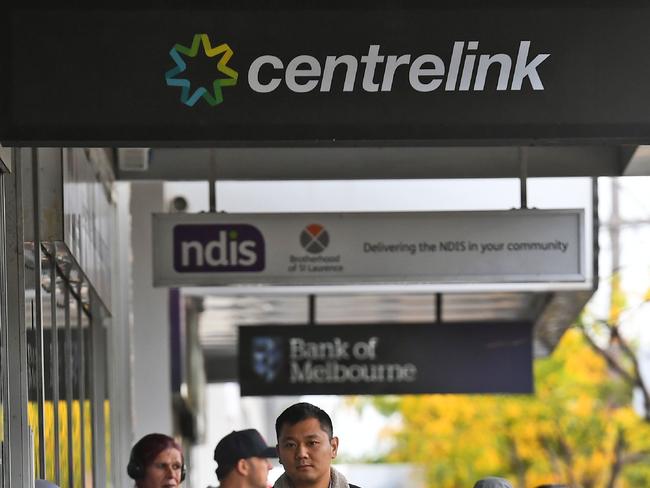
[4,2,650,144]
[152,209,588,290]
[238,322,533,395]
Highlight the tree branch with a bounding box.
[592,320,650,421]
[605,428,625,488]
[621,450,650,465]
[579,324,637,386]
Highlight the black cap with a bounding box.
[214,429,277,468]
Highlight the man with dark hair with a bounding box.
[213,429,277,488]
[273,402,361,488]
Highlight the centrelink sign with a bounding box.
[247,41,547,94]
[166,38,548,106]
[4,2,650,144]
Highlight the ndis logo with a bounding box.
[173,224,265,272]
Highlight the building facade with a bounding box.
[0,148,133,487]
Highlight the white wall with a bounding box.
[130,181,174,438]
[109,182,137,487]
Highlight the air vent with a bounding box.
[117,148,150,172]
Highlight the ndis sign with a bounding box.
[172,224,265,273]
[152,209,588,289]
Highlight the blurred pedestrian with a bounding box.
[273,402,361,488]
[473,477,514,488]
[127,433,186,487]
[213,429,277,488]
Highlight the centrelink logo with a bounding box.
[166,38,550,106]
[165,34,238,107]
[173,224,265,272]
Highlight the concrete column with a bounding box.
[3,149,31,486]
[130,182,173,438]
[109,182,136,487]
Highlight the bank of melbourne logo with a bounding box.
[165,34,238,107]
[300,223,330,254]
[173,224,265,272]
[252,337,284,382]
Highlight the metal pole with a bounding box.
[435,293,443,323]
[308,295,316,325]
[50,257,61,484]
[78,283,87,485]
[32,148,47,478]
[592,177,600,294]
[0,158,8,488]
[610,178,620,275]
[90,300,107,488]
[64,284,74,486]
[519,147,528,209]
[209,149,217,212]
[4,148,31,486]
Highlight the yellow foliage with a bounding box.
[609,274,627,324]
[388,328,650,488]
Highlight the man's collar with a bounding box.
[273,467,350,488]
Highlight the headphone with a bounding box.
[127,446,186,482]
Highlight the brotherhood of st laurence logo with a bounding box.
[165,34,238,107]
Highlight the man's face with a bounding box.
[277,417,339,488]
[244,456,273,488]
[139,447,183,488]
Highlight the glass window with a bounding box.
[25,247,42,478]
[101,317,111,487]
[41,254,57,483]
[55,275,71,488]
[0,172,6,486]
[12,150,114,488]
[69,294,82,488]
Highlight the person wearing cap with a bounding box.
[213,428,278,488]
[273,402,361,488]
